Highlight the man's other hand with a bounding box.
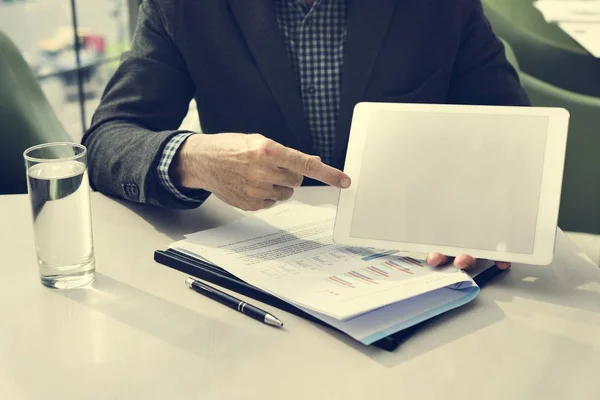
[171,133,351,211]
[427,252,512,270]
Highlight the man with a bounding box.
[84,0,527,270]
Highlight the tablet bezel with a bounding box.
[333,102,569,265]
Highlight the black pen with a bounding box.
[185,277,284,327]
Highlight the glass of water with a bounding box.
[23,142,95,289]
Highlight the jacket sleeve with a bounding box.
[82,0,205,209]
[448,0,531,106]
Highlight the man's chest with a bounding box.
[166,0,464,158]
[173,0,460,96]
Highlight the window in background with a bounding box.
[0,0,131,141]
[76,0,131,138]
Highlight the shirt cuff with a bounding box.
[157,133,205,202]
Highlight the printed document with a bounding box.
[534,1,600,23]
[559,22,600,57]
[171,203,477,321]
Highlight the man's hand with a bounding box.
[171,133,351,211]
[427,252,512,270]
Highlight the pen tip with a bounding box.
[265,314,283,327]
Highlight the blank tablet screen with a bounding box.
[349,110,549,254]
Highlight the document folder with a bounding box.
[154,248,507,351]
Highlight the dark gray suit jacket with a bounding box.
[83,0,530,209]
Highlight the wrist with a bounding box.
[169,133,208,191]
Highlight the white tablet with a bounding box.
[333,102,570,265]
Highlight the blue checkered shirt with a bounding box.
[157,0,348,201]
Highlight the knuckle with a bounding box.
[303,156,321,174]
[273,187,293,201]
[282,188,294,200]
[270,190,282,201]
[249,133,264,140]
[280,171,302,188]
[246,134,267,156]
[247,133,267,148]
[249,200,265,211]
[257,138,276,158]
[291,174,304,187]
[239,198,261,212]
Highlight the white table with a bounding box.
[2,188,600,400]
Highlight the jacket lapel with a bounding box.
[333,0,397,165]
[227,0,312,153]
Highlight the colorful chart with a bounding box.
[327,257,426,288]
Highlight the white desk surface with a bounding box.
[1,188,600,400]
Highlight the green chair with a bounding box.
[522,74,600,235]
[0,30,71,195]
[484,0,582,50]
[483,1,600,98]
[501,38,600,235]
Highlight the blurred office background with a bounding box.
[1,0,599,259]
[0,0,136,140]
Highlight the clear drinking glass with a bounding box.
[23,143,95,289]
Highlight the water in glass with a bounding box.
[27,159,95,289]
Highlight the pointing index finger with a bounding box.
[276,146,351,188]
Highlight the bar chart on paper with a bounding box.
[327,254,429,289]
[172,202,479,323]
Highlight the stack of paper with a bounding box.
[559,21,600,56]
[169,202,490,345]
[534,0,600,57]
